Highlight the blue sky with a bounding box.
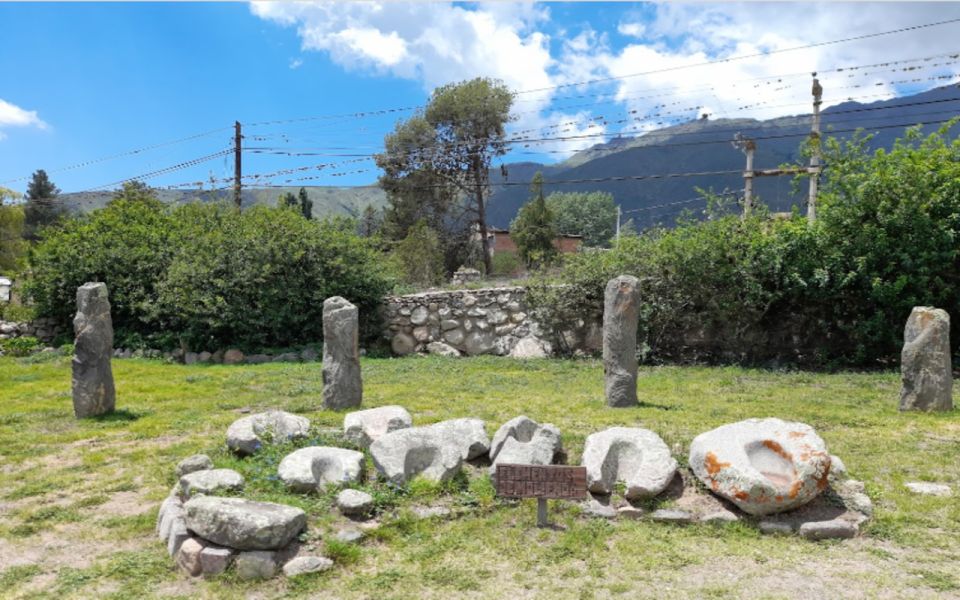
[2,2,959,194]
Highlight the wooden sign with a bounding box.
[495,464,588,500]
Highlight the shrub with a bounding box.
[1,336,41,357]
[25,200,392,351]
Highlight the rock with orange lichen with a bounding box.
[688,418,831,516]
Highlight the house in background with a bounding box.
[482,226,583,257]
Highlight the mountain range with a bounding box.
[58,85,960,231]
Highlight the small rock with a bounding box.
[905,482,952,496]
[176,454,214,477]
[283,556,334,578]
[335,528,364,543]
[337,489,374,516]
[412,506,452,520]
[199,545,234,576]
[701,509,740,524]
[179,469,244,499]
[197,351,213,363]
[758,520,793,535]
[828,455,848,482]
[426,341,461,357]
[650,509,693,524]
[176,537,205,576]
[226,410,310,455]
[184,352,199,365]
[581,497,617,519]
[617,506,645,520]
[799,519,858,540]
[235,551,277,580]
[509,336,548,359]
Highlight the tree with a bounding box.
[358,205,383,238]
[376,77,513,275]
[390,219,444,288]
[111,180,159,205]
[297,187,313,220]
[546,191,617,247]
[511,172,557,269]
[0,187,26,272]
[23,169,62,241]
[280,188,312,219]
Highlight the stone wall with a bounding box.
[0,317,65,343]
[383,287,546,357]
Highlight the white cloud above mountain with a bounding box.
[250,2,960,157]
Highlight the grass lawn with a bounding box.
[0,355,958,599]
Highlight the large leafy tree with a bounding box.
[511,172,557,269]
[0,187,26,271]
[546,190,618,247]
[23,169,62,241]
[376,77,513,275]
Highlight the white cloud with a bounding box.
[289,57,303,69]
[251,2,960,158]
[0,99,48,139]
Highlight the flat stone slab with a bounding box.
[184,496,306,551]
[278,446,365,492]
[335,528,364,543]
[226,410,310,455]
[798,519,858,540]
[905,482,952,496]
[759,520,794,535]
[179,469,244,499]
[581,427,677,499]
[689,418,832,516]
[581,497,616,519]
[701,509,740,524]
[650,509,693,524]
[343,406,412,449]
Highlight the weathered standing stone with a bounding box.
[322,296,363,410]
[184,496,306,551]
[899,307,953,411]
[72,282,116,418]
[602,275,641,408]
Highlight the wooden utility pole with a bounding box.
[233,121,242,210]
[615,205,621,243]
[807,75,823,224]
[733,134,756,219]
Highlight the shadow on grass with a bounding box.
[89,409,143,423]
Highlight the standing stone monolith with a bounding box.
[899,306,953,411]
[72,282,116,418]
[603,275,641,407]
[322,296,362,410]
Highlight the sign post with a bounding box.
[494,464,588,528]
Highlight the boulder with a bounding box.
[443,329,465,346]
[283,556,334,578]
[72,282,116,418]
[463,330,495,356]
[223,349,245,365]
[899,306,953,411]
[278,447,365,492]
[322,296,363,410]
[391,332,416,355]
[226,410,310,456]
[336,489,374,516]
[426,418,490,461]
[184,496,306,551]
[581,427,677,499]
[689,418,831,516]
[602,275,641,407]
[489,422,562,475]
[176,454,214,478]
[180,468,244,499]
[369,427,464,485]
[343,405,412,449]
[490,416,561,462]
[509,336,548,359]
[426,341,461,357]
[235,551,277,580]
